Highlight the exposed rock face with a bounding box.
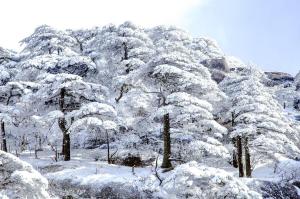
[201,57,230,83]
[293,98,300,110]
[210,70,227,83]
[201,57,230,72]
[265,72,294,86]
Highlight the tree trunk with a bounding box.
[231,112,238,168]
[231,112,235,127]
[232,138,238,168]
[232,149,238,168]
[161,113,172,168]
[58,88,70,161]
[34,135,38,159]
[1,121,7,152]
[115,84,127,103]
[59,117,70,161]
[39,136,42,150]
[106,130,110,164]
[244,137,251,177]
[61,136,65,155]
[122,42,130,74]
[79,43,83,52]
[64,133,71,161]
[237,136,244,177]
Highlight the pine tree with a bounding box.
[220,70,300,177]
[32,73,108,160]
[131,26,227,168]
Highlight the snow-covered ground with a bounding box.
[21,149,153,186]
[17,149,300,198]
[19,149,156,198]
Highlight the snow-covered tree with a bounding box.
[16,51,96,82]
[32,73,108,160]
[0,81,39,152]
[0,47,19,85]
[2,23,300,197]
[130,28,227,168]
[87,22,154,104]
[220,72,300,177]
[89,22,154,75]
[68,28,98,53]
[68,102,117,163]
[0,47,18,65]
[189,37,224,61]
[20,25,76,57]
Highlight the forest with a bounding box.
[1,22,300,198]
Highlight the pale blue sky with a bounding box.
[0,0,299,74]
[184,0,300,75]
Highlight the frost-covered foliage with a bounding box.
[21,25,76,57]
[68,102,117,148]
[0,151,50,199]
[17,54,96,79]
[220,70,300,164]
[89,22,154,73]
[0,47,18,85]
[125,26,229,164]
[2,22,298,162]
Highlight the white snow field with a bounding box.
[13,149,299,198]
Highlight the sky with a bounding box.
[0,0,299,74]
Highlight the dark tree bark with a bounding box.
[1,121,7,152]
[59,117,70,161]
[106,130,110,164]
[59,87,65,155]
[123,42,128,60]
[231,112,235,127]
[122,42,131,74]
[232,147,238,168]
[161,113,172,168]
[79,43,83,52]
[64,133,71,161]
[61,136,65,155]
[115,84,128,103]
[58,88,70,161]
[231,112,238,168]
[244,137,251,177]
[237,136,244,177]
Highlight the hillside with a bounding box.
[1,22,300,198]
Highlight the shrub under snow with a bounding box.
[0,151,51,199]
[142,161,262,199]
